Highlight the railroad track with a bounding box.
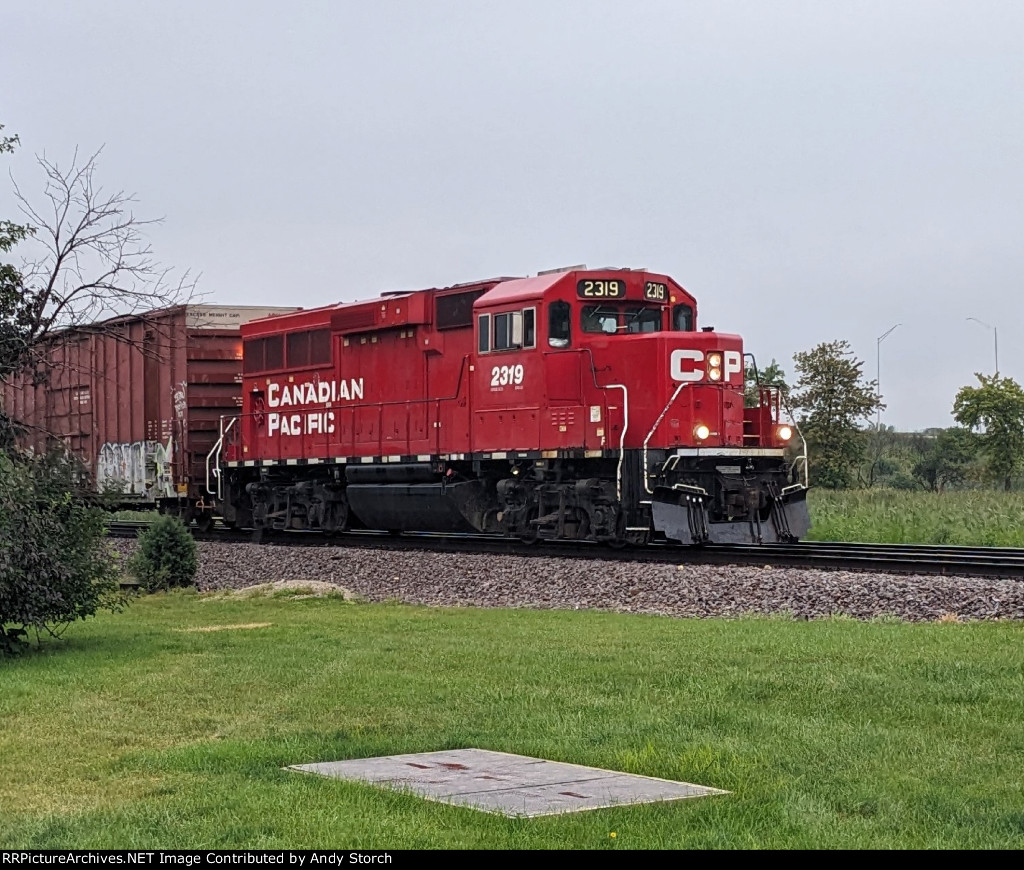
[105,521,1024,579]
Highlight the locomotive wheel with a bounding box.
[335,499,351,533]
[321,498,351,536]
[606,512,630,549]
[519,510,541,545]
[252,525,277,544]
[628,529,651,547]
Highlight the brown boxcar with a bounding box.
[1,304,296,522]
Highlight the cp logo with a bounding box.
[670,349,743,383]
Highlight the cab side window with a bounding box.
[478,314,491,353]
[523,308,536,348]
[673,304,694,331]
[548,300,571,347]
[494,312,515,351]
[478,308,536,353]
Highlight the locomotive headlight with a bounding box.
[694,424,711,441]
[778,425,793,442]
[707,351,722,381]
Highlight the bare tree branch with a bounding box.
[9,148,200,351]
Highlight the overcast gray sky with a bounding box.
[3,1,1022,430]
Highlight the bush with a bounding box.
[0,450,123,653]
[132,515,198,591]
[98,477,128,511]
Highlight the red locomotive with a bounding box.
[214,267,810,545]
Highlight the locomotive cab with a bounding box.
[470,269,810,544]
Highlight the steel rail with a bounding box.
[105,522,1024,579]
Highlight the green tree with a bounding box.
[744,357,789,408]
[952,374,1024,491]
[1,126,136,653]
[791,340,881,489]
[0,126,36,383]
[0,450,123,653]
[863,423,900,488]
[911,427,979,492]
[131,515,198,592]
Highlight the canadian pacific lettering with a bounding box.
[266,378,364,408]
[267,410,335,437]
[263,377,362,437]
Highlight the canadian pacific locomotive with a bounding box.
[212,267,810,545]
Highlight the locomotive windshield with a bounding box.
[581,305,663,334]
[627,307,662,333]
[581,305,619,334]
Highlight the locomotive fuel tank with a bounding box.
[345,480,492,534]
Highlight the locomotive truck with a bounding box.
[212,267,810,546]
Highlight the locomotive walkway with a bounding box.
[106,521,1024,579]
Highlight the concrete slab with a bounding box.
[287,748,728,817]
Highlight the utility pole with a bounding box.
[876,323,901,430]
[966,317,998,375]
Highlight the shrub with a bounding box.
[0,450,123,653]
[98,477,128,511]
[132,515,198,591]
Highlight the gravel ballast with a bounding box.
[110,540,1024,622]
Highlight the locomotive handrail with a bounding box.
[745,356,809,490]
[776,388,809,489]
[206,415,237,499]
[607,383,628,501]
[642,381,689,495]
[670,482,709,496]
[579,347,629,501]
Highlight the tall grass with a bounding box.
[807,489,1024,546]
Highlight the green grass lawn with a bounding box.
[2,591,1023,849]
[807,489,1024,546]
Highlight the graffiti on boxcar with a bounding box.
[172,381,187,420]
[96,440,176,501]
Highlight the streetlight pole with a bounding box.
[876,323,901,430]
[966,317,999,376]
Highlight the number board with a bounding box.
[644,281,668,301]
[577,279,625,299]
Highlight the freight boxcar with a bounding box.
[2,304,296,527]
